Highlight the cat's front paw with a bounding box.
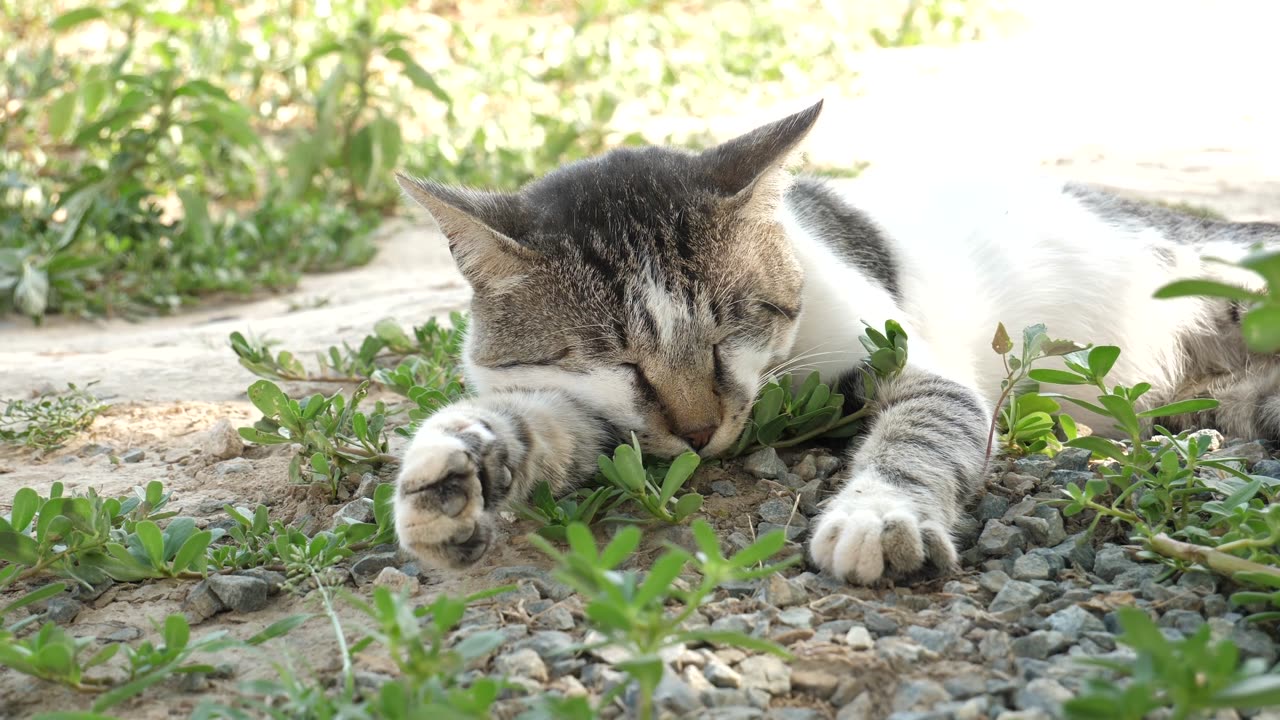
[808,476,958,585]
[394,418,510,568]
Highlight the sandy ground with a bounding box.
[1,1,1279,716]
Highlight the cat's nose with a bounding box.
[682,426,717,451]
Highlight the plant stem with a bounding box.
[1148,533,1280,583]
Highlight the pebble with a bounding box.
[332,498,375,526]
[978,521,1026,557]
[1011,631,1070,660]
[494,648,549,683]
[705,660,744,688]
[1046,469,1094,488]
[813,455,841,479]
[865,610,900,636]
[738,655,791,695]
[207,574,271,612]
[1252,458,1280,479]
[1093,546,1138,581]
[711,480,739,497]
[793,455,817,481]
[197,419,244,461]
[535,604,576,631]
[42,596,81,624]
[213,458,253,476]
[778,607,814,628]
[373,567,417,596]
[743,448,788,480]
[844,625,874,650]
[974,494,1009,524]
[759,498,805,529]
[1045,605,1106,641]
[1011,552,1052,581]
[989,581,1046,614]
[1053,447,1092,472]
[120,448,146,463]
[183,580,226,622]
[1011,455,1054,479]
[351,551,400,584]
[892,678,951,711]
[757,522,806,542]
[1015,678,1073,715]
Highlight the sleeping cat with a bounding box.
[391,100,1279,584]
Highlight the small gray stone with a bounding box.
[1002,497,1038,520]
[1012,630,1070,659]
[1094,545,1138,581]
[766,710,824,720]
[1203,594,1229,617]
[494,648,548,682]
[980,569,1010,594]
[813,455,842,479]
[757,522,805,542]
[738,655,791,695]
[865,610,900,635]
[990,580,1046,614]
[104,625,142,642]
[778,607,814,628]
[1012,553,1052,581]
[978,521,1026,557]
[120,448,146,463]
[711,480,739,497]
[197,419,244,461]
[1252,458,1280,479]
[183,579,226,622]
[332,498,375,526]
[759,497,806,529]
[1012,516,1050,545]
[236,568,286,594]
[373,567,417,595]
[974,494,1010,524]
[743,448,788,480]
[351,551,400,584]
[1046,605,1106,641]
[207,574,271,612]
[905,626,953,655]
[1232,624,1278,664]
[793,455,818,481]
[42,596,81,624]
[1015,678,1072,715]
[705,660,744,688]
[798,479,822,516]
[942,675,987,699]
[837,693,876,720]
[213,457,253,476]
[892,678,951,711]
[1047,469,1095,488]
[1053,447,1093,472]
[1032,505,1068,545]
[1207,441,1268,467]
[844,625,874,650]
[1186,428,1225,452]
[1012,455,1054,479]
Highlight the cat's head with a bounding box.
[398,101,821,458]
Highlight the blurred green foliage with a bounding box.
[0,0,1006,321]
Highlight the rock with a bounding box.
[1252,458,1280,479]
[1053,447,1093,472]
[1015,678,1073,715]
[757,522,805,542]
[793,455,818,481]
[798,479,822,516]
[183,580,226,622]
[213,458,253,476]
[1185,428,1225,452]
[1047,470,1094,488]
[813,455,842,479]
[332,498,375,527]
[980,570,1010,594]
[207,574,271,612]
[1032,505,1067,545]
[1046,605,1106,641]
[373,567,417,595]
[236,568,285,594]
[351,551,400,584]
[1012,553,1052,581]
[892,679,951,712]
[1232,624,1278,664]
[705,659,744,688]
[978,521,1026,557]
[1011,631,1070,659]
[844,625,874,650]
[838,693,876,720]
[647,666,700,715]
[494,648,548,682]
[778,607,814,628]
[197,419,243,461]
[743,448,788,480]
[42,596,81,624]
[974,494,1010,524]
[1012,516,1050,545]
[120,448,146,463]
[1207,441,1268,467]
[865,610,899,636]
[990,580,1046,614]
[535,604,576,631]
[905,626,953,655]
[1002,497,1038,521]
[943,675,987,699]
[1011,455,1054,479]
[1094,545,1138,581]
[738,655,791,695]
[1203,594,1229,617]
[104,625,142,642]
[711,480,738,497]
[759,498,806,529]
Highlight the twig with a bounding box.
[1147,533,1280,583]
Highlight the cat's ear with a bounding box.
[396,173,538,289]
[699,100,823,198]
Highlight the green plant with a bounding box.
[1156,248,1280,352]
[236,380,391,497]
[529,521,797,720]
[514,482,621,542]
[987,322,1087,457]
[1064,607,1280,720]
[0,382,108,451]
[596,435,704,525]
[731,319,909,456]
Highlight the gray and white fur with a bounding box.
[393,101,1280,583]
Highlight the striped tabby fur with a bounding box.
[393,101,1280,584]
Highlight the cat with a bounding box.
[391,100,1279,584]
